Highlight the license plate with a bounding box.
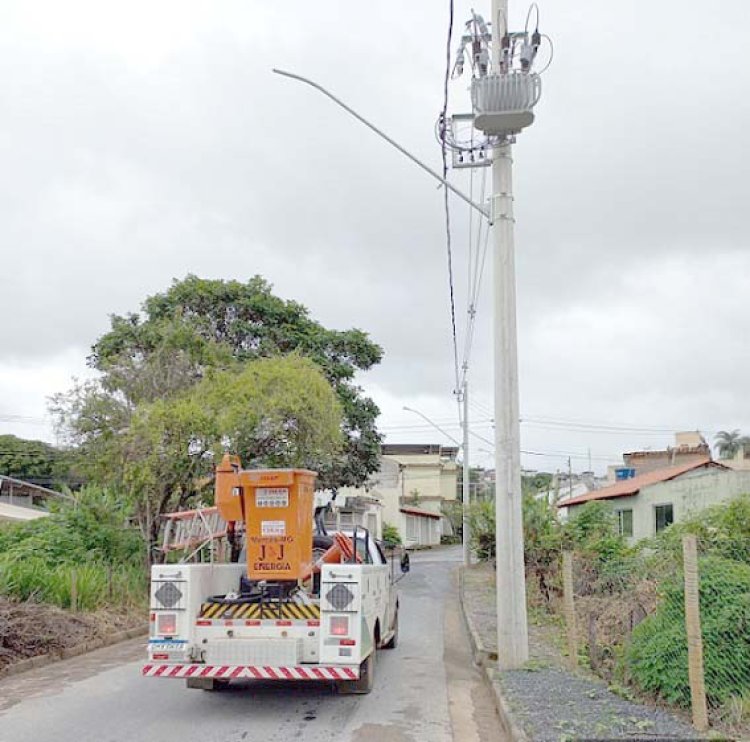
[149,643,183,652]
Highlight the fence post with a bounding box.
[70,569,78,612]
[562,550,578,670]
[683,534,708,732]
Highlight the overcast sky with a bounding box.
[1,0,748,474]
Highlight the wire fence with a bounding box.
[550,534,750,736]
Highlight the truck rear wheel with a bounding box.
[337,648,376,695]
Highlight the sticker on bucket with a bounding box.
[255,488,289,508]
[261,520,286,537]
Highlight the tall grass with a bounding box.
[0,558,147,611]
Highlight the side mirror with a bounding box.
[400,553,411,573]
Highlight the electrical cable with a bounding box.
[524,3,540,34]
[439,0,461,404]
[535,34,554,75]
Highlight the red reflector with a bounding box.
[307,620,320,627]
[330,616,349,636]
[339,639,356,646]
[245,620,261,626]
[275,620,292,626]
[196,620,211,626]
[150,613,155,622]
[224,620,234,626]
[152,653,168,660]
[156,613,177,636]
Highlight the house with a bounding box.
[320,492,383,540]
[0,475,65,522]
[339,444,458,548]
[615,431,711,479]
[558,460,750,542]
[723,442,750,472]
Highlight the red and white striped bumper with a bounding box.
[142,664,359,681]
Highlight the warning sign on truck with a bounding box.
[255,488,289,508]
[261,520,286,537]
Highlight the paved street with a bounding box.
[0,546,504,742]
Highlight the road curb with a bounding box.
[458,567,529,742]
[0,624,148,680]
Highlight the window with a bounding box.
[655,504,674,533]
[616,509,633,537]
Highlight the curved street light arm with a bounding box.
[273,68,491,222]
[402,406,462,448]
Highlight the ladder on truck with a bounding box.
[161,506,228,562]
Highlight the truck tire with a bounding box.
[382,609,398,649]
[337,648,376,695]
[186,677,230,691]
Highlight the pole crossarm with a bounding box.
[272,68,491,222]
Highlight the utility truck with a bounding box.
[142,455,408,694]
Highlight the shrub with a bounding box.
[0,485,147,610]
[381,522,402,547]
[468,500,495,561]
[626,556,750,707]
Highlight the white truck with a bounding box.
[143,515,409,694]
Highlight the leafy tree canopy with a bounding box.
[85,275,382,488]
[0,434,73,488]
[118,355,343,552]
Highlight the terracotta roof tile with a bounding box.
[400,506,442,519]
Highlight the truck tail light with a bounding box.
[330,616,349,636]
[157,613,177,636]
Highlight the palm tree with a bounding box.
[714,429,749,459]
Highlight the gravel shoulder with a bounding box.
[462,564,704,741]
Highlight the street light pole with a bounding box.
[491,0,529,668]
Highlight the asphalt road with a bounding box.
[0,546,504,742]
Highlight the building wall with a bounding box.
[570,469,750,543]
[402,513,441,547]
[623,449,710,477]
[724,447,750,471]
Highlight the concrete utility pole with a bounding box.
[491,0,529,668]
[462,380,471,566]
[274,0,549,670]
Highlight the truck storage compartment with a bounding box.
[204,637,303,666]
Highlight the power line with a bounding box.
[439,0,460,402]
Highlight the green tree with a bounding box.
[119,355,343,554]
[714,429,749,459]
[87,275,382,488]
[0,434,73,488]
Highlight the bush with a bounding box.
[468,500,495,561]
[381,522,402,547]
[626,556,750,707]
[0,486,143,566]
[650,493,750,565]
[0,485,147,610]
